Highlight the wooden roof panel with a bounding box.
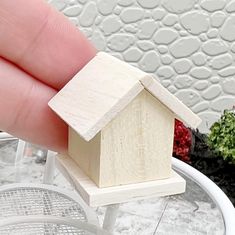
[140,76,201,128]
[49,52,145,141]
[49,52,201,141]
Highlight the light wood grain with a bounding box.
[49,52,145,141]
[49,52,201,142]
[99,89,174,187]
[68,89,174,188]
[49,51,201,189]
[68,127,101,186]
[140,76,201,128]
[56,154,186,207]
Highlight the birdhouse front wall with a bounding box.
[68,89,175,188]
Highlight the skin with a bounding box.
[0,0,97,153]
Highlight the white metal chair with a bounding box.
[0,136,110,235]
[0,183,110,234]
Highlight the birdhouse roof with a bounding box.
[49,52,201,141]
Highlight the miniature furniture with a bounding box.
[0,140,108,235]
[0,183,109,235]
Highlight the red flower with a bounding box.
[173,119,192,163]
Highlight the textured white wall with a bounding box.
[49,0,235,132]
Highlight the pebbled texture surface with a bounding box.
[48,0,235,133]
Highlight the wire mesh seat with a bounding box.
[0,183,108,235]
[0,216,108,235]
[0,220,93,235]
[0,187,86,219]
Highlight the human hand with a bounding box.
[0,0,96,152]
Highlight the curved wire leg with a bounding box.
[103,204,119,233]
[14,140,26,183]
[43,151,56,185]
[0,215,110,235]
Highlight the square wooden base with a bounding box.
[56,154,186,207]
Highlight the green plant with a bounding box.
[207,109,235,164]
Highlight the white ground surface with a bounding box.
[0,140,224,234]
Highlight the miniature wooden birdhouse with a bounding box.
[49,52,201,188]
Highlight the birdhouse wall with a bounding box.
[68,89,175,188]
[68,128,101,186]
[99,89,174,187]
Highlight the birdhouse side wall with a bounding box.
[68,127,101,186]
[99,89,175,188]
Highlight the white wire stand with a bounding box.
[172,158,235,235]
[47,153,235,234]
[53,154,186,233]
[43,150,56,185]
[14,140,26,183]
[3,137,234,234]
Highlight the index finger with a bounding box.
[0,0,96,90]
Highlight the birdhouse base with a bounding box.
[56,154,186,207]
